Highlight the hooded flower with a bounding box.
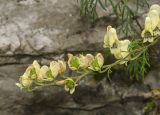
[68,53,79,70]
[50,61,60,78]
[110,40,131,64]
[22,60,41,79]
[149,4,160,28]
[89,53,104,71]
[141,17,154,43]
[141,4,160,42]
[33,60,40,72]
[18,75,33,88]
[148,10,159,30]
[103,26,119,48]
[58,60,66,74]
[78,54,94,69]
[64,78,77,94]
[16,60,41,89]
[150,4,160,16]
[38,65,54,82]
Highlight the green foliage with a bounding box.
[127,40,150,80]
[78,0,149,36]
[144,100,157,114]
[78,0,106,21]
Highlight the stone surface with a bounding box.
[0,0,106,57]
[0,64,150,115]
[0,0,160,115]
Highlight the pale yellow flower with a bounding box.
[23,66,33,77]
[110,44,121,59]
[110,40,130,64]
[86,54,94,62]
[150,4,160,16]
[64,78,77,94]
[141,17,154,43]
[78,55,89,68]
[67,53,79,70]
[150,4,160,23]
[95,53,104,68]
[148,10,159,30]
[32,60,40,74]
[78,54,94,69]
[50,61,60,78]
[58,60,66,74]
[89,53,104,71]
[21,60,40,80]
[38,65,53,82]
[103,26,119,48]
[149,4,160,35]
[19,75,32,87]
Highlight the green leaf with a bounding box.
[98,0,106,10]
[144,100,157,113]
[127,40,150,81]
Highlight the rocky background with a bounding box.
[0,0,160,115]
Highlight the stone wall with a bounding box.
[0,0,160,115]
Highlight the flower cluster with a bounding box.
[16,60,66,86]
[16,53,104,94]
[16,4,160,95]
[141,4,160,43]
[68,53,104,71]
[103,26,131,64]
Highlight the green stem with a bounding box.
[75,70,91,83]
[28,80,65,91]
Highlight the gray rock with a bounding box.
[0,0,159,115]
[0,64,150,115]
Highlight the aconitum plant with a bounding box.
[16,4,160,95]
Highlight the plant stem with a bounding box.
[75,70,91,83]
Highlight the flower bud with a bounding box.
[68,53,79,70]
[104,26,119,48]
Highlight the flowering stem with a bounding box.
[27,80,65,91]
[100,37,159,74]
